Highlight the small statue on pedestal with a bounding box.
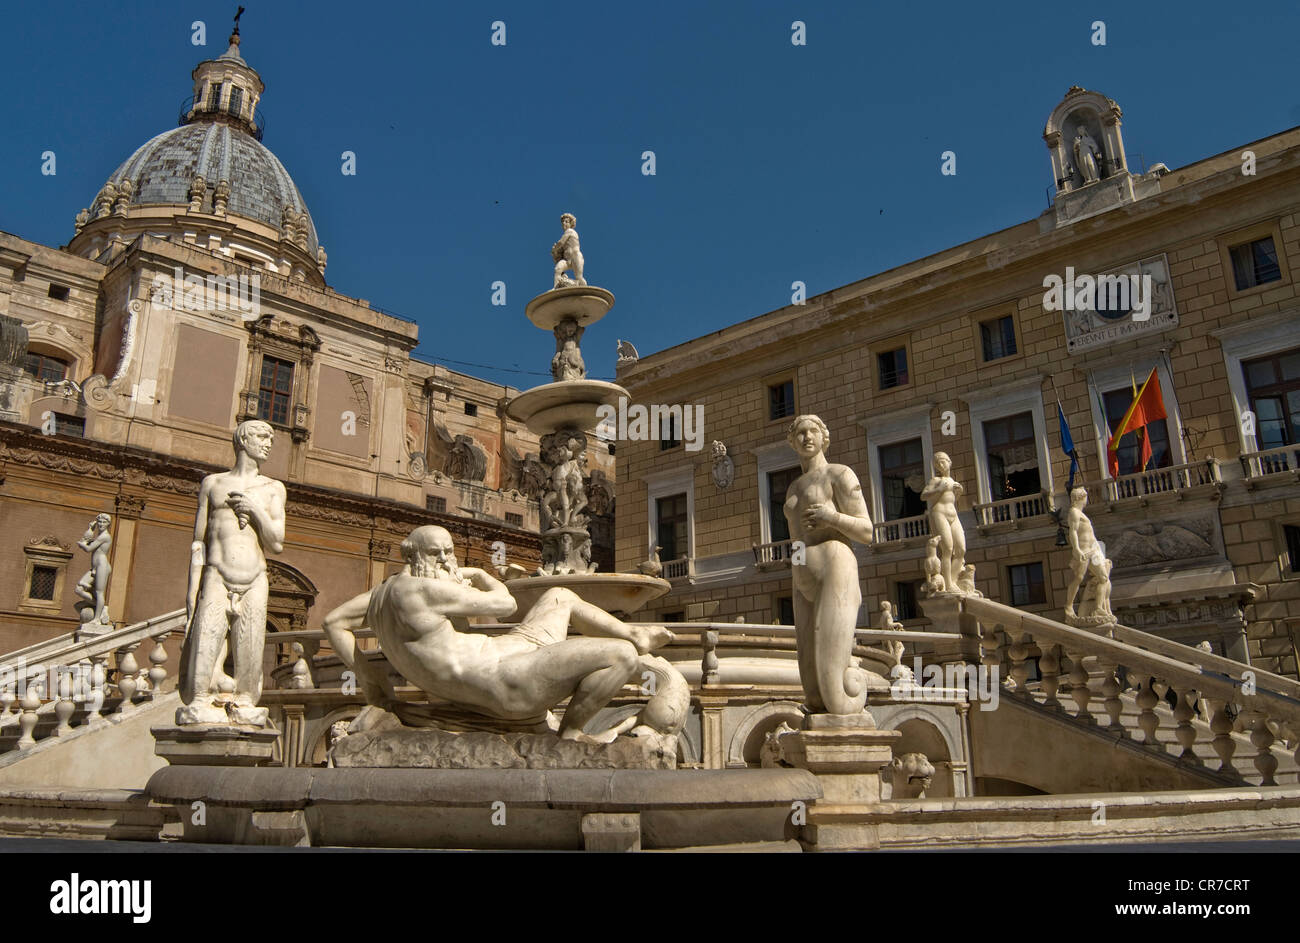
[74,514,113,632]
[551,213,586,289]
[921,452,972,594]
[1063,487,1114,626]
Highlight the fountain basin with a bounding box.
[525,285,615,330]
[505,379,627,435]
[506,572,671,616]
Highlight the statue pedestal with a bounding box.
[331,725,677,770]
[152,724,279,767]
[781,712,900,805]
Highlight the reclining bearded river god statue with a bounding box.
[321,525,691,768]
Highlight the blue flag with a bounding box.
[1057,401,1078,492]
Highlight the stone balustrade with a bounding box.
[752,538,795,568]
[1088,458,1222,506]
[973,490,1054,529]
[936,594,1300,785]
[874,512,931,545]
[1241,445,1300,485]
[0,609,185,755]
[661,556,693,580]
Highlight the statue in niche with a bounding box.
[1064,487,1114,626]
[73,514,113,629]
[177,420,286,727]
[551,318,586,381]
[781,414,875,716]
[921,452,968,594]
[551,212,586,289]
[1073,127,1103,185]
[321,526,686,746]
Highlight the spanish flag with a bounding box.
[1107,367,1167,477]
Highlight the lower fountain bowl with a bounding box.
[505,572,671,617]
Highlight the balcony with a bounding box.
[874,512,930,545]
[973,491,1054,531]
[661,556,693,581]
[1090,459,1223,507]
[752,539,795,570]
[1241,445,1300,488]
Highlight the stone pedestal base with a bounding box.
[781,712,901,805]
[152,724,279,767]
[332,726,676,770]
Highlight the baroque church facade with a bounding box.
[0,27,616,655]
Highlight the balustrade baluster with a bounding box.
[53,668,75,736]
[1007,631,1031,693]
[0,682,14,725]
[1249,713,1279,786]
[1096,659,1124,730]
[702,630,720,686]
[1135,676,1161,748]
[1172,688,1198,761]
[148,633,170,692]
[1208,699,1237,774]
[1039,644,1061,709]
[85,655,109,726]
[17,682,41,748]
[116,647,139,715]
[1066,649,1093,722]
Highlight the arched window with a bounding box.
[23,352,69,383]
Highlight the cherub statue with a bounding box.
[551,318,586,381]
[551,213,586,289]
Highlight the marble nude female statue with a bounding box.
[782,415,875,715]
[921,451,966,593]
[75,513,113,626]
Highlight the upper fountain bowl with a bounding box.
[525,286,615,331]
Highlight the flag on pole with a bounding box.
[1057,401,1078,492]
[1107,367,1167,477]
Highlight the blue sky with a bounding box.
[3,0,1298,387]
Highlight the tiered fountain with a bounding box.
[504,214,670,616]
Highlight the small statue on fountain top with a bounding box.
[551,213,586,290]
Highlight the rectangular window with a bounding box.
[877,347,909,390]
[983,412,1041,501]
[659,414,680,451]
[1008,562,1046,606]
[257,356,294,426]
[228,86,244,117]
[1229,236,1281,291]
[776,596,795,625]
[767,466,801,542]
[980,315,1017,361]
[505,512,523,526]
[53,413,84,437]
[28,565,57,601]
[895,579,921,621]
[23,353,69,383]
[1103,386,1171,475]
[464,402,478,417]
[426,495,446,513]
[878,437,925,520]
[1243,347,1300,450]
[1285,525,1300,574]
[208,82,222,108]
[661,611,685,623]
[655,493,689,561]
[47,283,69,301]
[769,380,795,421]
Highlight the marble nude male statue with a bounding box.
[782,414,875,715]
[322,526,679,743]
[551,213,586,289]
[177,420,285,727]
[1064,487,1113,623]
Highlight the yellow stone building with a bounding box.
[0,27,615,655]
[616,87,1300,680]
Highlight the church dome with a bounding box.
[70,20,327,285]
[105,122,319,255]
